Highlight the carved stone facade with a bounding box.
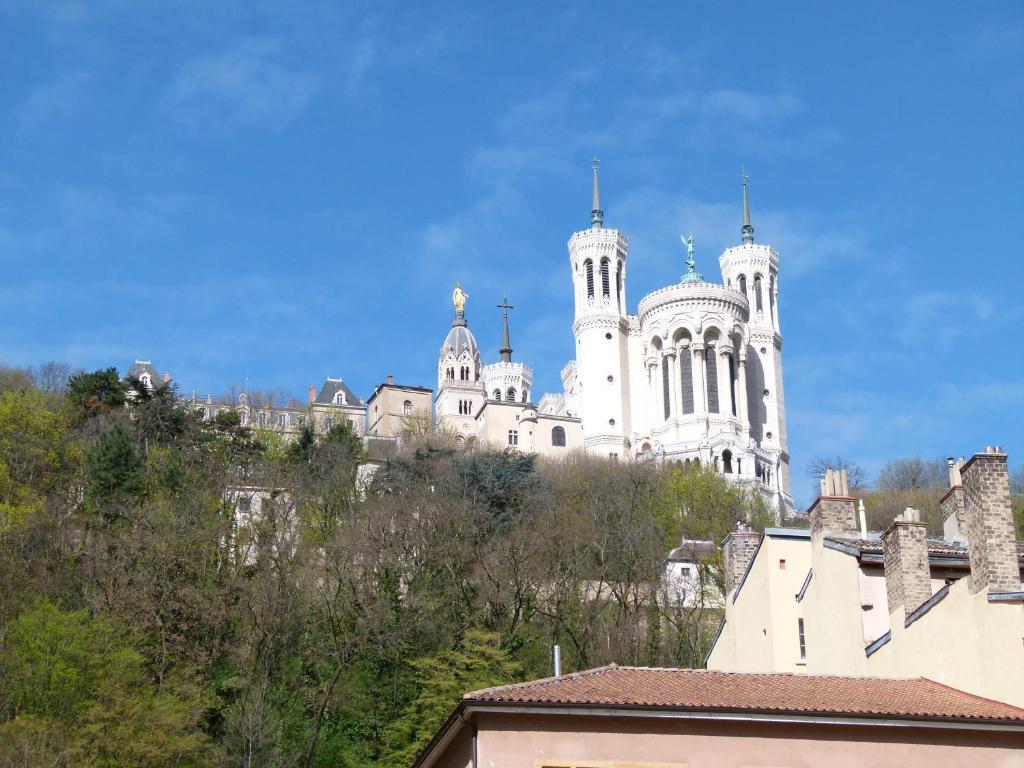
[542,170,793,512]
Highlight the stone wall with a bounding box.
[961,448,1020,594]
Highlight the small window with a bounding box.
[507,429,518,446]
[798,618,806,660]
[334,391,347,405]
[551,425,566,447]
[680,567,691,577]
[403,400,413,416]
[600,257,610,298]
[584,259,594,299]
[507,387,516,402]
[278,413,287,427]
[493,389,501,401]
[779,559,787,570]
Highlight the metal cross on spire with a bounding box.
[497,296,514,362]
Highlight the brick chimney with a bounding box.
[386,373,394,385]
[882,507,932,618]
[961,447,1020,595]
[723,527,760,596]
[941,457,967,544]
[308,385,316,404]
[809,469,858,543]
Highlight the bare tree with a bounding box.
[806,456,867,490]
[31,361,77,393]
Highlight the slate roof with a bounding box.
[125,360,160,383]
[315,378,361,406]
[440,324,480,361]
[465,665,1024,722]
[828,535,1024,562]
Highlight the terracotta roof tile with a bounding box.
[465,666,1024,722]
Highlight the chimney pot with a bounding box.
[722,530,760,596]
[387,374,394,385]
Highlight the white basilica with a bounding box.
[434,160,792,512]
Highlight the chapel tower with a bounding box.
[435,284,486,441]
[718,173,791,497]
[567,158,632,457]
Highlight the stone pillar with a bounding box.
[723,529,760,596]
[718,346,733,419]
[647,359,659,426]
[961,447,1021,594]
[736,354,749,432]
[882,508,932,618]
[664,350,678,420]
[691,343,707,419]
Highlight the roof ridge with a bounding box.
[464,665,619,699]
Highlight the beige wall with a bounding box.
[476,402,583,457]
[867,577,1024,707]
[367,386,432,438]
[429,711,1024,768]
[707,535,811,672]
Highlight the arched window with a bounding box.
[600,258,610,298]
[584,259,594,299]
[334,391,347,405]
[738,274,747,296]
[521,390,528,403]
[551,426,566,447]
[616,262,623,310]
[722,449,733,474]
[705,347,720,414]
[506,387,516,402]
[679,349,694,414]
[493,389,501,401]
[403,400,413,416]
[769,274,776,321]
[507,429,518,446]
[455,434,465,448]
[458,401,463,415]
[754,275,763,312]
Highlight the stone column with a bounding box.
[718,345,734,419]
[647,359,659,427]
[736,353,749,432]
[664,349,678,420]
[691,343,707,419]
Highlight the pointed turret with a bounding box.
[591,155,604,229]
[498,297,514,363]
[741,169,754,245]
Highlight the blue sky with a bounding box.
[1,2,1022,502]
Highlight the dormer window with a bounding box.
[334,391,347,405]
[140,373,151,389]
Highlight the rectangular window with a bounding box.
[508,429,518,446]
[798,618,806,660]
[779,559,786,570]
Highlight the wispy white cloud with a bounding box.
[162,37,319,133]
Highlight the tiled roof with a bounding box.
[465,666,1024,722]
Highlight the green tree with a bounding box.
[381,631,521,768]
[85,424,145,516]
[67,367,126,420]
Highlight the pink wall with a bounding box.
[428,711,1024,768]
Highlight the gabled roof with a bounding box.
[465,665,1024,722]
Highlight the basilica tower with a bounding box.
[567,158,632,457]
[718,174,791,502]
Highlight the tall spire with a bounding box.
[741,168,754,245]
[591,155,604,229]
[497,297,514,362]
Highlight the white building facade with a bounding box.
[540,162,792,512]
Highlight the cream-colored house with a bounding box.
[366,375,433,441]
[415,666,1024,768]
[706,448,1024,707]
